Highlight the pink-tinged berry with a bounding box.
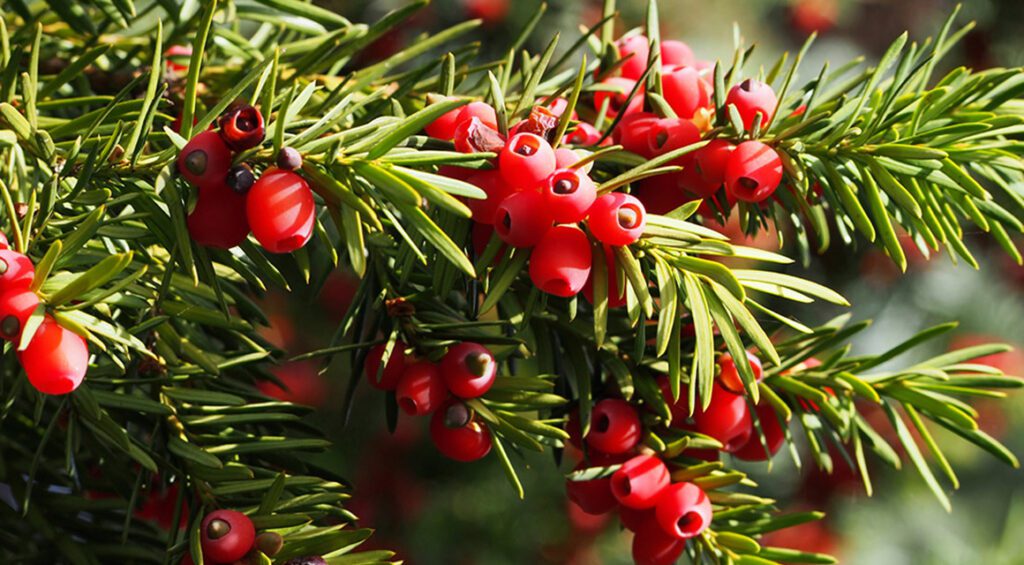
[587,193,646,246]
[499,133,557,190]
[725,79,778,131]
[724,141,783,203]
[528,225,592,297]
[494,190,553,248]
[541,168,597,223]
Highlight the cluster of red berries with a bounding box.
[365,340,496,462]
[0,234,89,395]
[177,105,314,253]
[426,99,649,299]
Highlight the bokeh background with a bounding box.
[256,0,1024,563]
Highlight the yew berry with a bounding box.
[494,190,553,248]
[430,399,493,461]
[611,454,671,509]
[187,182,250,249]
[499,133,557,190]
[20,316,88,395]
[396,362,447,416]
[553,147,581,169]
[631,514,686,565]
[686,139,735,197]
[646,118,701,157]
[247,168,315,253]
[164,45,193,73]
[545,97,579,120]
[455,101,498,131]
[582,244,626,308]
[725,79,778,131]
[563,122,604,146]
[225,164,255,194]
[276,147,303,171]
[528,225,592,297]
[441,342,497,399]
[733,402,786,461]
[364,341,408,391]
[200,509,256,564]
[660,40,696,68]
[178,130,232,188]
[724,140,783,203]
[586,398,641,455]
[594,77,644,118]
[424,97,464,140]
[616,34,651,80]
[0,288,40,341]
[566,462,618,515]
[718,351,764,394]
[541,168,597,224]
[615,112,659,156]
[654,482,712,540]
[662,66,712,119]
[465,169,515,224]
[0,249,36,289]
[218,104,265,151]
[587,193,646,247]
[619,505,654,533]
[691,382,752,452]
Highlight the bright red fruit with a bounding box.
[724,141,783,202]
[499,133,557,190]
[19,316,88,395]
[586,398,641,455]
[554,147,581,169]
[164,45,193,73]
[246,168,315,253]
[563,122,604,146]
[582,244,626,308]
[733,402,787,461]
[632,513,686,565]
[616,34,651,80]
[662,66,712,119]
[566,462,618,515]
[594,77,644,118]
[365,341,408,391]
[528,225,592,297]
[187,182,250,249]
[687,139,736,196]
[545,97,579,120]
[177,130,231,188]
[430,399,492,461]
[725,78,778,131]
[0,249,35,289]
[610,454,671,509]
[654,482,712,539]
[587,192,646,246]
[424,98,464,140]
[218,104,265,151]
[718,351,764,394]
[440,342,497,399]
[619,505,654,532]
[646,118,701,157]
[465,169,514,224]
[660,40,696,68]
[200,509,255,564]
[541,168,597,223]
[0,287,40,341]
[395,362,447,416]
[456,101,498,130]
[691,383,752,452]
[494,190,553,247]
[615,112,659,156]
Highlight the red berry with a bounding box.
[246,168,315,253]
[19,316,88,395]
[545,97,579,121]
[430,399,492,461]
[582,244,626,308]
[553,147,581,169]
[425,97,464,140]
[164,45,192,73]
[494,190,553,248]
[0,287,40,341]
[614,112,659,156]
[465,169,515,224]
[395,362,447,416]
[718,351,764,394]
[440,342,497,399]
[633,173,691,216]
[616,35,651,80]
[178,131,232,188]
[724,141,783,203]
[499,133,557,190]
[733,402,786,461]
[200,509,255,564]
[654,482,712,540]
[646,118,700,157]
[660,40,696,68]
[687,139,736,196]
[691,383,752,452]
[632,514,686,565]
[594,77,644,118]
[586,398,641,455]
[218,104,265,151]
[528,225,592,297]
[566,462,618,515]
[541,168,597,223]
[619,505,654,532]
[0,249,35,289]
[725,79,778,131]
[587,192,646,246]
[455,101,498,130]
[662,66,712,119]
[365,341,408,391]
[187,182,250,249]
[0,231,8,249]
[610,454,671,509]
[563,122,604,146]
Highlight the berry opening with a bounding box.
[553,175,578,195]
[398,397,418,415]
[594,412,610,433]
[678,511,702,535]
[617,205,642,229]
[206,518,231,540]
[739,78,753,92]
[611,474,632,497]
[184,150,208,175]
[653,130,669,149]
[464,352,492,377]
[513,137,539,156]
[0,258,7,275]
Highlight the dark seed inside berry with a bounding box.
[553,177,576,195]
[739,78,753,91]
[738,177,760,190]
[617,206,640,229]
[501,211,512,230]
[464,352,492,377]
[0,258,7,275]
[184,150,208,176]
[654,130,668,148]
[1,315,18,337]
[515,142,536,156]
[444,402,472,429]
[594,413,610,433]
[206,518,231,540]
[679,512,699,531]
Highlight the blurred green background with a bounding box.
[259,1,1024,563]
